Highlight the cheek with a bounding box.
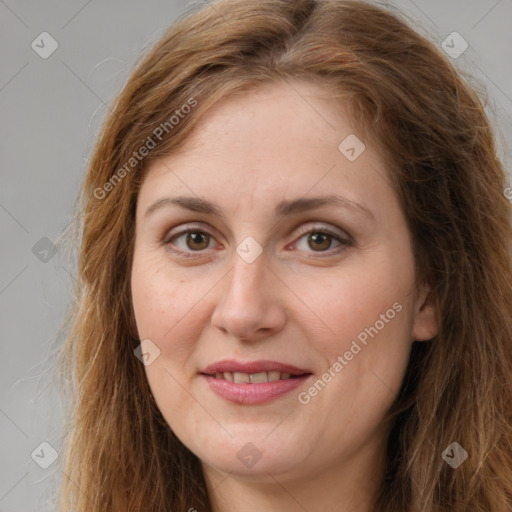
[298,252,414,347]
[299,251,415,398]
[131,253,198,339]
[130,256,205,421]
[131,253,221,371]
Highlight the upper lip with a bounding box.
[201,359,311,376]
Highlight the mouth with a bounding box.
[199,360,313,405]
[201,371,307,383]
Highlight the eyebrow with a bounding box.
[144,194,374,221]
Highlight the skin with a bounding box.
[131,79,438,512]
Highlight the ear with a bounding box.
[412,281,439,342]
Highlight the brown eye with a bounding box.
[293,226,351,256]
[165,229,215,256]
[185,232,210,250]
[307,232,333,251]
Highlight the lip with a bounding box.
[202,375,311,405]
[200,359,312,405]
[202,359,311,376]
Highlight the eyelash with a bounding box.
[163,224,353,259]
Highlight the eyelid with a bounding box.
[292,223,352,244]
[163,222,221,244]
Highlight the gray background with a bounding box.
[1,0,511,510]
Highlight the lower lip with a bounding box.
[202,374,311,405]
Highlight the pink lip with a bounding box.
[202,374,311,405]
[201,359,311,376]
[200,359,312,405]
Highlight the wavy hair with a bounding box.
[57,0,512,510]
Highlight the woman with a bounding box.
[57,0,512,510]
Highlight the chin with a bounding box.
[190,430,307,479]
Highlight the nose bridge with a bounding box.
[223,231,268,299]
[211,245,285,340]
[224,248,267,309]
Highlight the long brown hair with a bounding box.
[57,0,512,510]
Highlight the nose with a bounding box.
[210,250,287,342]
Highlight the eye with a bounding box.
[292,226,352,256]
[164,224,352,258]
[164,229,217,257]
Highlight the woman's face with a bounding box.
[131,80,437,485]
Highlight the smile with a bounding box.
[207,371,300,383]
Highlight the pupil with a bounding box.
[187,232,209,250]
[309,233,330,251]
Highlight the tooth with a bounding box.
[249,372,268,383]
[215,373,223,379]
[268,371,280,382]
[233,372,250,383]
[280,373,291,380]
[223,372,234,382]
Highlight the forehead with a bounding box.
[171,80,348,164]
[137,79,390,217]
